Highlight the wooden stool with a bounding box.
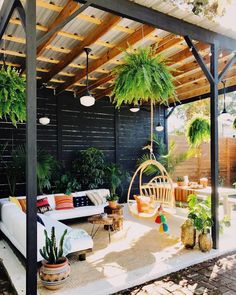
[104,205,124,231]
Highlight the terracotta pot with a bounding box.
[108,200,118,209]
[39,257,70,290]
[177,181,184,187]
[181,219,196,249]
[198,232,212,252]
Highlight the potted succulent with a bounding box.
[176,176,184,186]
[187,194,213,252]
[106,194,119,209]
[39,227,70,290]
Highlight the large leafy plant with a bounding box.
[105,163,130,196]
[54,172,81,195]
[1,144,58,195]
[0,66,26,126]
[73,147,106,190]
[187,194,213,233]
[137,134,193,175]
[186,116,210,147]
[112,46,176,107]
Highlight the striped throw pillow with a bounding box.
[55,195,74,210]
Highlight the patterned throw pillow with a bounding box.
[18,198,27,213]
[73,195,94,207]
[9,196,22,209]
[55,195,74,210]
[36,197,52,214]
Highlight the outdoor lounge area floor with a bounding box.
[1,204,236,295]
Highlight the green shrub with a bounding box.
[73,147,106,190]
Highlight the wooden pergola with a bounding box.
[1,0,236,294]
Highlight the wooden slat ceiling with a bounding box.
[1,0,236,103]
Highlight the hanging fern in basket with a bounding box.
[186,116,210,147]
[112,46,176,107]
[0,66,26,126]
[233,117,236,130]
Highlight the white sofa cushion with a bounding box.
[44,204,105,220]
[0,201,93,261]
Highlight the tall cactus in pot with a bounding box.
[39,227,70,290]
[39,227,67,264]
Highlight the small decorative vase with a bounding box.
[108,201,117,209]
[39,257,70,290]
[198,231,212,252]
[177,181,184,187]
[181,219,196,249]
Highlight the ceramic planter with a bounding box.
[108,200,118,209]
[198,232,212,252]
[39,257,70,290]
[181,219,196,249]
[177,181,184,187]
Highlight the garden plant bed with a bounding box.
[115,251,236,295]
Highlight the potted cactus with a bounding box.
[39,227,70,290]
[106,194,119,209]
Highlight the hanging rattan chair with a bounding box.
[127,159,175,218]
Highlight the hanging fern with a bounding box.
[112,46,176,108]
[186,116,210,147]
[233,117,236,129]
[0,66,26,126]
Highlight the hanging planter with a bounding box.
[0,66,26,126]
[186,116,210,147]
[233,117,236,129]
[112,46,176,108]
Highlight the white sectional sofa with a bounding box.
[0,189,109,262]
[43,189,109,220]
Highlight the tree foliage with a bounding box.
[112,46,176,108]
[0,66,26,126]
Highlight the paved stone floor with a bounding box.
[0,261,16,295]
[116,251,236,295]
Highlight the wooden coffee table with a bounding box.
[88,214,114,243]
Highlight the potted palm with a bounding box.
[39,227,70,290]
[187,194,213,252]
[105,163,130,208]
[106,194,119,209]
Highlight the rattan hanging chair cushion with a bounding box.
[135,195,155,214]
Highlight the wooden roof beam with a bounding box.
[177,67,236,99]
[56,24,156,93]
[37,0,79,56]
[86,0,236,51]
[41,13,121,84]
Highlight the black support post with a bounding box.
[25,0,37,294]
[210,43,219,249]
[163,107,169,149]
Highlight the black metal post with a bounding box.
[25,0,37,294]
[163,107,168,149]
[210,43,219,249]
[57,95,63,161]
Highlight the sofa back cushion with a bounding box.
[18,198,27,212]
[9,197,22,209]
[55,195,74,210]
[73,195,94,207]
[37,197,52,214]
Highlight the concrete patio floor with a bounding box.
[0,204,236,295]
